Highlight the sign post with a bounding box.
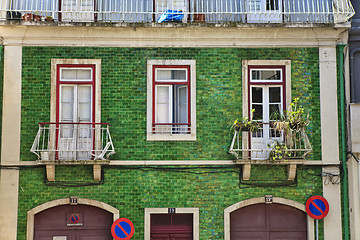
[111,218,134,240]
[306,196,329,240]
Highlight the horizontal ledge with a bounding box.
[0,160,336,166]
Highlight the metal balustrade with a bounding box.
[228,124,313,161]
[30,122,115,162]
[0,0,354,24]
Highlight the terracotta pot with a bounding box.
[45,16,54,22]
[33,14,41,21]
[22,13,33,21]
[194,13,205,22]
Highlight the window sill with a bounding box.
[147,133,196,141]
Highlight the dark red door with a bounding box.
[34,204,113,240]
[230,203,307,240]
[151,213,193,240]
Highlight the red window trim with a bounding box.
[247,65,286,115]
[247,65,287,152]
[152,65,191,131]
[56,64,96,124]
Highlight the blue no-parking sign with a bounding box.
[111,218,134,240]
[306,195,329,220]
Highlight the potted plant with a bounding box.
[268,140,291,161]
[232,109,260,132]
[45,16,54,22]
[33,12,41,21]
[22,13,34,21]
[272,98,310,133]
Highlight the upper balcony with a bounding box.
[0,0,355,25]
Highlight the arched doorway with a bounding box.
[230,203,306,239]
[27,198,119,240]
[224,197,314,240]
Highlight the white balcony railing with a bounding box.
[0,0,355,24]
[229,126,313,161]
[30,122,115,162]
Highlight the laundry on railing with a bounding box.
[157,9,184,23]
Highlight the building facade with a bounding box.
[0,0,355,239]
[347,0,360,240]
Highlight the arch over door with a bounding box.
[230,203,307,240]
[34,204,113,240]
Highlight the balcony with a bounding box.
[30,122,115,163]
[0,0,355,24]
[228,124,312,180]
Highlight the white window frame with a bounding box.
[147,60,196,141]
[144,208,199,240]
[242,60,291,157]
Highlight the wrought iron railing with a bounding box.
[228,124,312,161]
[30,122,115,162]
[0,0,355,24]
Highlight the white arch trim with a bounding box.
[26,198,119,240]
[224,197,314,240]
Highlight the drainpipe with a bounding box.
[338,44,349,240]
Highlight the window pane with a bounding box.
[76,69,92,80]
[252,104,263,120]
[251,70,281,81]
[267,0,279,10]
[61,86,74,102]
[157,69,186,81]
[177,85,188,123]
[252,87,263,103]
[78,86,91,103]
[270,104,281,120]
[61,69,91,81]
[156,86,170,123]
[61,103,74,121]
[269,87,281,103]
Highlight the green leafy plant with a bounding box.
[268,140,291,161]
[272,98,310,133]
[232,109,260,132]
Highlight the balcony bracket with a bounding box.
[46,164,55,181]
[242,164,251,180]
[287,164,297,180]
[93,164,101,181]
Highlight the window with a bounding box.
[144,208,199,240]
[243,60,291,160]
[247,0,283,23]
[147,60,196,141]
[50,59,101,160]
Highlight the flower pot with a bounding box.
[45,16,54,22]
[6,11,22,20]
[33,14,41,21]
[22,13,33,21]
[194,13,205,22]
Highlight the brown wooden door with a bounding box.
[230,203,307,240]
[34,204,113,240]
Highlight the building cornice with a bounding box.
[0,23,349,47]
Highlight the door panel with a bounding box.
[62,0,94,22]
[58,84,93,160]
[230,204,307,240]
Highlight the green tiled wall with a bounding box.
[17,47,324,239]
[21,47,321,161]
[17,165,323,240]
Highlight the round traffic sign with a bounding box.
[306,195,329,220]
[111,218,134,240]
[69,213,80,224]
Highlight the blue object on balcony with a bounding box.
[157,10,183,23]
